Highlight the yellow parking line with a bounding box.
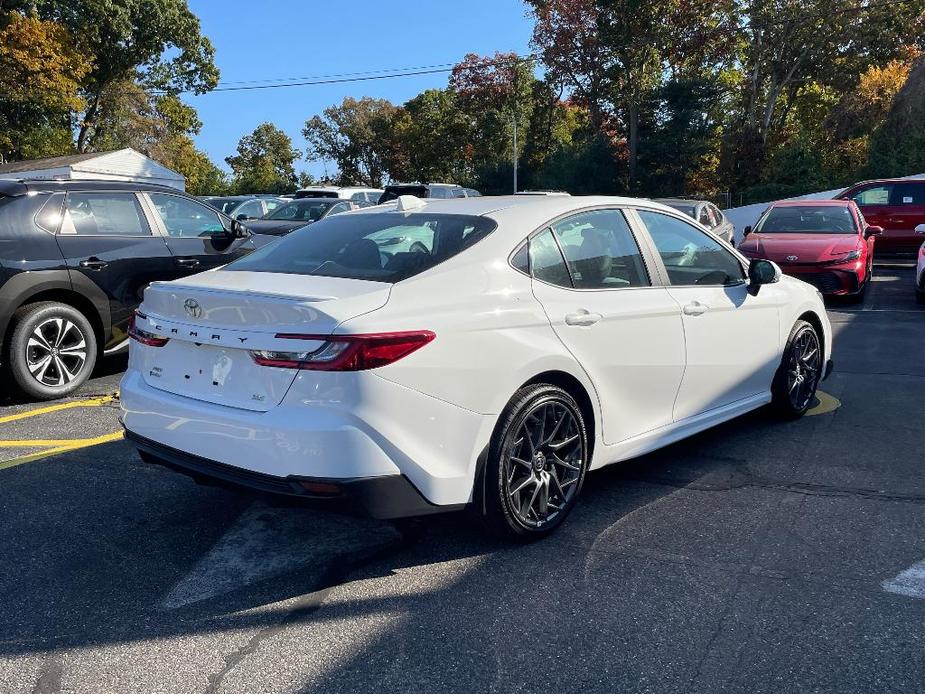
[0,431,124,471]
[0,394,117,425]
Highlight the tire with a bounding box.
[849,280,867,304]
[7,302,97,401]
[771,320,822,419]
[917,288,925,304]
[475,384,589,541]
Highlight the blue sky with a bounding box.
[186,0,535,179]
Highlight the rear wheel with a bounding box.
[771,320,821,418]
[476,384,589,540]
[7,302,97,401]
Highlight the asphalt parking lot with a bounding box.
[1,263,924,694]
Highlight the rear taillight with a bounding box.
[251,331,435,371]
[128,311,169,347]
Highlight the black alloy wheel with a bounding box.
[478,384,589,540]
[772,320,821,418]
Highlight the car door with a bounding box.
[886,181,925,253]
[633,208,784,421]
[141,192,253,276]
[845,183,894,248]
[55,190,174,348]
[528,208,686,445]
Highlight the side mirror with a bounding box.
[747,258,781,294]
[742,225,752,237]
[915,224,925,235]
[865,225,883,238]
[232,219,250,238]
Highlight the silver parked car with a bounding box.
[654,198,735,246]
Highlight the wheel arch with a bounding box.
[797,310,826,361]
[520,369,598,461]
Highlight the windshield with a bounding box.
[226,212,497,283]
[266,200,337,221]
[755,206,856,234]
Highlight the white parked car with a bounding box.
[121,196,833,539]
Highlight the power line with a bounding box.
[157,54,537,96]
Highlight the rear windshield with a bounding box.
[379,186,427,203]
[227,212,497,282]
[755,206,856,233]
[202,197,243,215]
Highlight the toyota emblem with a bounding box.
[184,298,203,318]
[786,255,799,262]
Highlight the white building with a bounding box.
[0,148,185,190]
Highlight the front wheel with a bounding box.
[771,320,822,418]
[476,384,589,540]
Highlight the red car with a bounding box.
[739,200,881,300]
[836,178,925,255]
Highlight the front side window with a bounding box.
[550,209,649,289]
[226,213,495,283]
[60,192,151,236]
[850,185,891,206]
[638,210,745,286]
[148,193,225,238]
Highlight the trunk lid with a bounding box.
[136,271,391,411]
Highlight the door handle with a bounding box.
[175,258,201,268]
[682,301,709,316]
[564,310,603,326]
[78,258,108,271]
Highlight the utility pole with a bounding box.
[512,117,518,194]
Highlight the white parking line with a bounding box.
[160,501,397,609]
[881,560,925,599]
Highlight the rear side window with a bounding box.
[60,193,151,236]
[891,182,925,205]
[227,212,496,283]
[529,228,571,287]
[550,209,649,289]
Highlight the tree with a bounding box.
[302,97,398,186]
[226,123,301,194]
[0,12,89,160]
[27,0,219,152]
[866,56,925,178]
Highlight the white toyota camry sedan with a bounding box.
[121,195,832,539]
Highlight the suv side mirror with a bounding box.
[747,258,781,294]
[865,225,883,238]
[742,225,752,237]
[915,223,925,235]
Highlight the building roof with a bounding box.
[0,151,102,174]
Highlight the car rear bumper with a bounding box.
[119,368,492,509]
[126,430,458,519]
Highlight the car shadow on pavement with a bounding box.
[0,405,787,659]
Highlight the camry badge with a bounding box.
[184,298,203,318]
[787,255,799,262]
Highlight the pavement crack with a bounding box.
[201,525,419,694]
[628,473,925,504]
[31,656,63,694]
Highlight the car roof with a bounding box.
[350,194,683,232]
[771,199,852,207]
[0,178,188,195]
[653,197,705,206]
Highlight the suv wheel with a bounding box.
[8,302,97,400]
